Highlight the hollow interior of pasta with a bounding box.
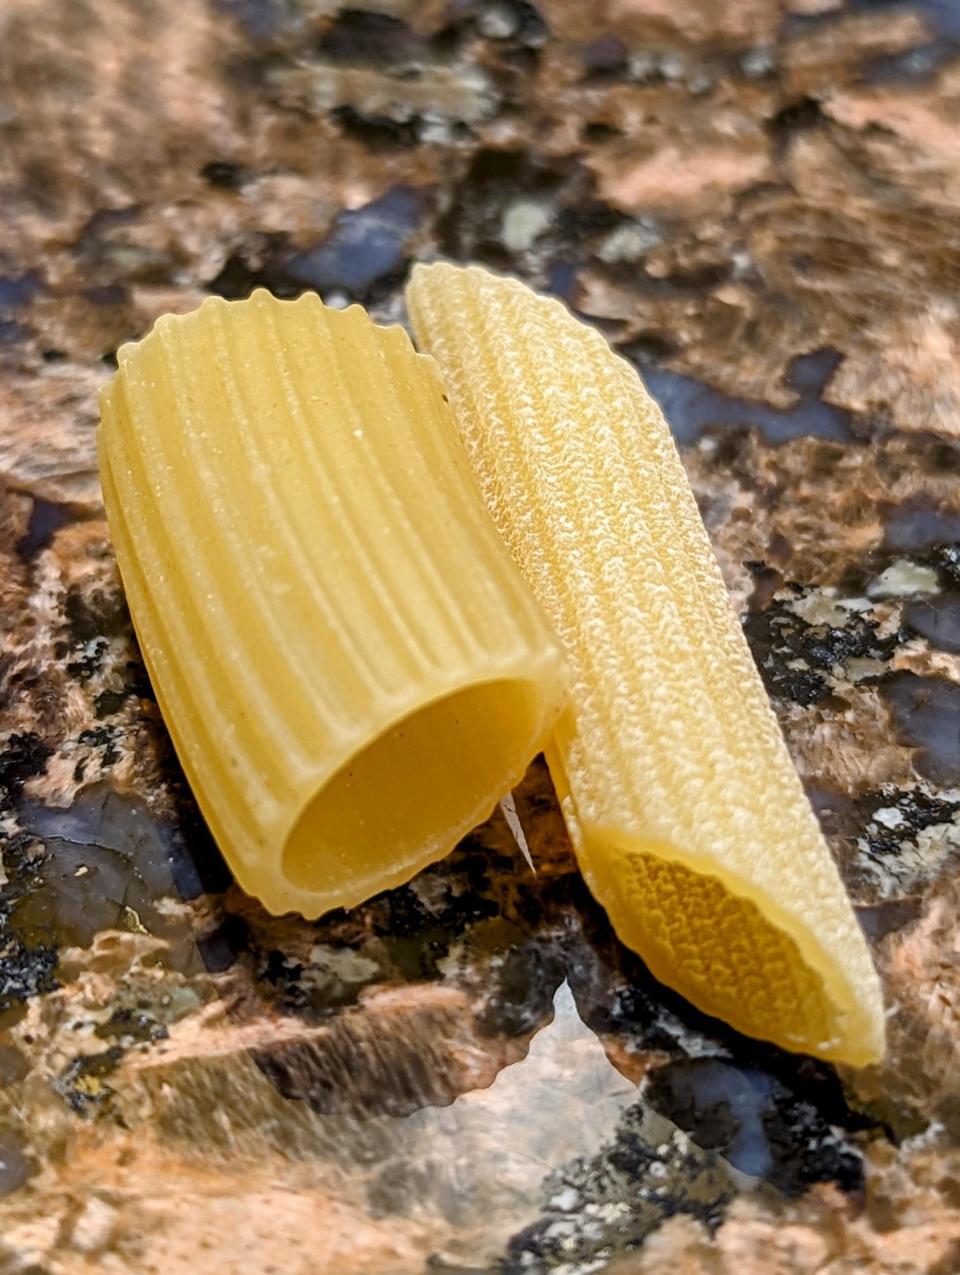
[283,679,545,901]
[581,833,860,1063]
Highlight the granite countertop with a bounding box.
[2,1,960,1271]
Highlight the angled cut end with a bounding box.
[409,262,886,1069]
[577,826,885,1067]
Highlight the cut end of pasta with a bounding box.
[577,827,884,1067]
[99,287,566,920]
[408,262,886,1068]
[278,676,554,914]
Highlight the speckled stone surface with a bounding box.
[2,2,960,1271]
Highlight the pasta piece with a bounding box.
[98,290,566,918]
[407,263,885,1065]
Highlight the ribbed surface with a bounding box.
[407,263,885,1065]
[98,290,565,917]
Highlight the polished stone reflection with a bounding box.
[0,768,885,1270]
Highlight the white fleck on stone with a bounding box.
[873,806,906,830]
[741,45,775,78]
[418,112,452,145]
[501,199,553,253]
[549,1186,580,1211]
[596,1200,631,1222]
[154,895,189,919]
[544,1218,577,1240]
[435,940,465,978]
[659,52,686,80]
[903,1119,946,1152]
[921,820,960,850]
[458,66,498,118]
[867,559,940,599]
[597,220,660,263]
[69,1199,118,1255]
[478,3,518,39]
[324,290,350,310]
[845,656,886,683]
[688,71,715,95]
[410,869,459,911]
[307,944,379,981]
[787,588,848,628]
[629,52,656,80]
[730,248,754,278]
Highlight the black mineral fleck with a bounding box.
[502,1102,734,1272]
[645,1058,865,1196]
[53,1047,123,1114]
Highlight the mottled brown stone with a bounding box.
[3,0,960,1271]
[542,0,781,46]
[782,10,934,95]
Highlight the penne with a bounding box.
[407,263,885,1065]
[98,290,566,918]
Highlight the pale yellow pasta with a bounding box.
[98,290,566,918]
[407,263,885,1065]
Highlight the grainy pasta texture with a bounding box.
[98,290,566,918]
[407,263,885,1066]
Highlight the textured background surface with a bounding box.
[2,1,960,1271]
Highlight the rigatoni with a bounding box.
[407,263,885,1065]
[98,291,566,918]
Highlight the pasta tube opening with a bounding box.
[579,831,873,1066]
[282,677,546,899]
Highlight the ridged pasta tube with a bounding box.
[407,263,885,1066]
[98,290,566,918]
